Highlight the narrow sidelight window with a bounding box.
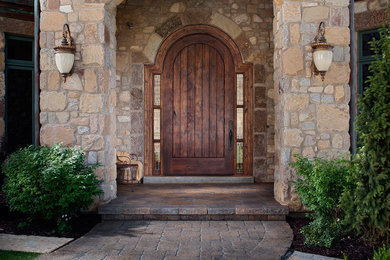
[153,109,160,140]
[153,75,161,174]
[236,74,244,174]
[237,142,244,174]
[154,75,161,106]
[237,74,244,106]
[154,142,161,175]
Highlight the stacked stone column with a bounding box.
[273,0,351,210]
[39,0,120,201]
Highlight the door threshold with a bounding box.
[143,176,254,184]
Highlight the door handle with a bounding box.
[229,120,233,151]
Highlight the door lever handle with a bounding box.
[229,120,233,151]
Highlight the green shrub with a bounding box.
[291,155,350,248]
[0,250,40,260]
[2,144,102,232]
[340,14,390,243]
[371,244,390,260]
[17,221,30,230]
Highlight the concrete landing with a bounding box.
[0,234,73,253]
[99,183,288,221]
[144,176,254,184]
[289,251,342,260]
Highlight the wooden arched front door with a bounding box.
[162,35,234,175]
[145,25,253,177]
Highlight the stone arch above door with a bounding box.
[140,14,247,64]
[144,25,253,177]
[152,25,246,70]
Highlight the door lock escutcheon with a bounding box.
[228,120,233,151]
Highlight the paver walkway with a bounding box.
[38,220,293,260]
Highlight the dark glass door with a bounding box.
[6,67,33,154]
[5,35,34,154]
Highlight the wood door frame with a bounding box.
[144,25,253,177]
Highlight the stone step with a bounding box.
[143,176,255,184]
[100,206,288,221]
[99,183,288,221]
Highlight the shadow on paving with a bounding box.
[37,220,293,260]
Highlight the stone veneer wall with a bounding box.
[354,0,388,31]
[0,17,34,154]
[115,0,275,182]
[273,0,351,211]
[38,0,121,201]
[355,0,389,15]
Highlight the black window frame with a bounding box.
[357,28,381,97]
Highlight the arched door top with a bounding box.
[153,25,247,71]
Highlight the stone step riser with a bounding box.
[102,214,286,221]
[143,176,255,184]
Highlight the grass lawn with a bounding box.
[0,250,40,260]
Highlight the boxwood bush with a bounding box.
[2,144,102,232]
[291,155,350,248]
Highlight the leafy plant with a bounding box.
[371,244,390,260]
[291,155,350,247]
[17,221,30,230]
[0,250,40,260]
[340,13,390,243]
[2,144,102,233]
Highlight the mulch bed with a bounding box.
[287,216,375,260]
[0,193,101,238]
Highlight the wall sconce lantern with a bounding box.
[54,24,75,82]
[312,22,333,81]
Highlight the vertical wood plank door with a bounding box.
[162,34,234,175]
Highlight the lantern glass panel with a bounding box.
[313,49,333,71]
[55,52,75,74]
